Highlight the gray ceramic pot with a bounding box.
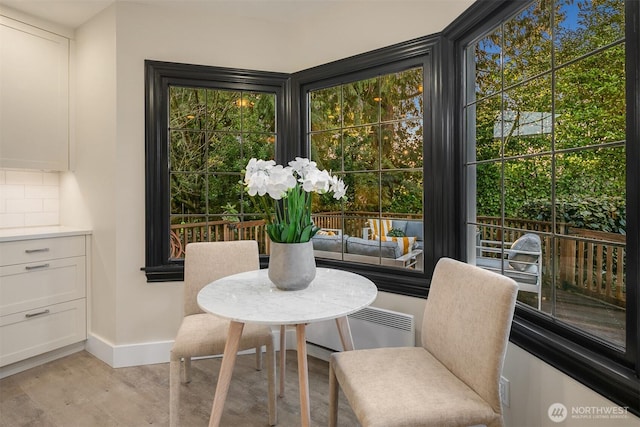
[268,241,317,291]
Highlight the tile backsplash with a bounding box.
[0,169,60,228]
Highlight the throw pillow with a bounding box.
[508,233,541,272]
[380,235,416,255]
[367,218,392,240]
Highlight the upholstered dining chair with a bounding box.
[328,257,518,427]
[169,241,276,427]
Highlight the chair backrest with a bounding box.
[421,257,518,414]
[183,240,259,316]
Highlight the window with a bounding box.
[308,67,425,271]
[459,0,638,413]
[144,61,288,281]
[466,0,626,346]
[168,87,277,258]
[293,37,457,296]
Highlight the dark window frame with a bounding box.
[143,60,289,281]
[446,0,639,415]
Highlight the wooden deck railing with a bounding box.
[170,220,270,258]
[170,212,420,259]
[170,214,626,307]
[311,211,423,238]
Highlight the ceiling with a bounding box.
[0,0,114,28]
[0,0,473,30]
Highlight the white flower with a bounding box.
[300,168,332,193]
[330,175,348,200]
[244,158,275,197]
[243,157,348,243]
[266,165,297,199]
[289,157,318,178]
[244,158,297,199]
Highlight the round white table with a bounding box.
[197,267,377,427]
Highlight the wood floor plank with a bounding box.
[0,350,359,427]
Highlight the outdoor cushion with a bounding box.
[508,233,541,271]
[380,235,417,255]
[312,233,348,252]
[347,237,401,259]
[476,257,539,285]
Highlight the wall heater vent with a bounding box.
[306,306,415,352]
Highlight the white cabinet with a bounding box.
[0,15,69,170]
[0,233,88,367]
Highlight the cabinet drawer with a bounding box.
[0,257,86,316]
[0,236,85,266]
[0,299,86,367]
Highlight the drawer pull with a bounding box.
[25,248,50,254]
[25,309,50,318]
[25,263,50,270]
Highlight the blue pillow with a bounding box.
[404,220,423,241]
[391,220,408,235]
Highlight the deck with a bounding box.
[520,288,626,348]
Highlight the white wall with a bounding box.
[67,1,638,425]
[74,5,118,346]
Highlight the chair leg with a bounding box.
[255,345,263,370]
[328,358,339,427]
[170,359,181,427]
[279,325,286,397]
[182,356,192,384]
[266,339,277,426]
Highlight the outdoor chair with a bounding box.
[328,257,518,427]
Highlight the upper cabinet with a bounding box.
[0,16,69,171]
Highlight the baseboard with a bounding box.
[0,342,85,379]
[86,333,173,368]
[86,326,299,369]
[0,327,318,378]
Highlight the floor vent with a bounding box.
[306,306,415,352]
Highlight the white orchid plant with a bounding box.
[243,157,347,243]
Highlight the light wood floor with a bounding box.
[0,350,359,427]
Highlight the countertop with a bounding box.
[0,226,92,242]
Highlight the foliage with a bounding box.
[387,228,406,237]
[518,196,626,234]
[473,0,626,233]
[221,203,240,222]
[309,67,424,216]
[168,88,275,221]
